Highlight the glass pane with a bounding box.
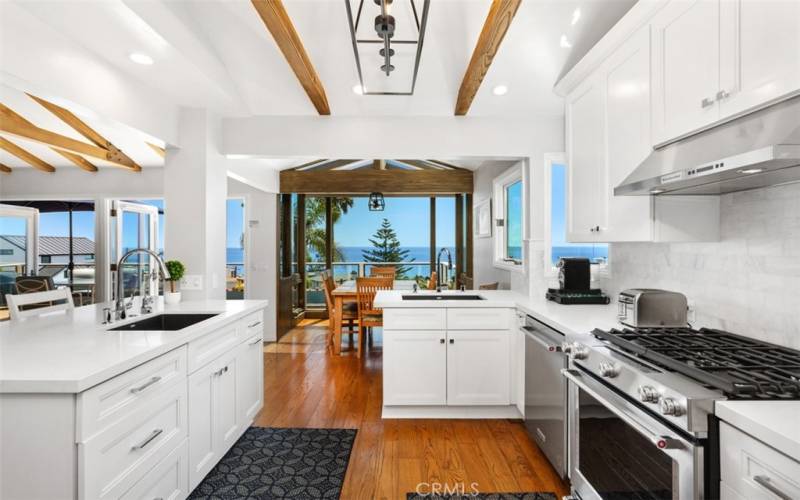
[0,215,29,319]
[226,199,245,300]
[38,206,97,305]
[304,197,328,307]
[435,197,455,289]
[120,211,142,297]
[506,180,523,261]
[578,388,674,499]
[551,164,608,265]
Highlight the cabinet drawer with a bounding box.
[188,322,239,373]
[239,311,264,340]
[383,308,446,330]
[120,438,188,500]
[721,422,800,500]
[77,346,187,441]
[79,381,188,499]
[446,308,510,330]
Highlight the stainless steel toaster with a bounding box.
[617,289,688,327]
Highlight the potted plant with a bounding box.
[164,260,185,305]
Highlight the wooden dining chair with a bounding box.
[322,273,358,350]
[427,271,437,290]
[6,288,75,322]
[370,266,396,278]
[459,273,474,290]
[355,276,393,358]
[478,282,499,290]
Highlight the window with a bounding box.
[493,166,524,271]
[40,255,51,263]
[547,158,608,274]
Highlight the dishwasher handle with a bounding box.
[523,326,563,353]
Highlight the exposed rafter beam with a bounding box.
[51,149,98,172]
[251,0,330,115]
[455,0,521,115]
[300,159,362,171]
[0,137,55,173]
[0,163,11,174]
[428,159,470,171]
[396,159,438,170]
[372,159,386,170]
[280,168,473,194]
[146,142,166,159]
[26,94,141,171]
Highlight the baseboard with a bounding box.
[381,405,523,419]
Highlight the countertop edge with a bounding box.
[715,401,800,460]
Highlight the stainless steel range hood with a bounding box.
[615,97,800,196]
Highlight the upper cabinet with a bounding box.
[652,0,800,145]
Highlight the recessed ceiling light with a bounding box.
[129,52,154,65]
[352,84,364,95]
[738,168,764,174]
[571,8,581,25]
[560,34,572,49]
[492,85,508,96]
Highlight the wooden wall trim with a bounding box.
[280,169,473,194]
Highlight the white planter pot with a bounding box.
[164,291,182,305]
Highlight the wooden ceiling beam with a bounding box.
[454,0,521,116]
[428,159,470,171]
[25,94,141,171]
[251,0,330,115]
[280,168,473,194]
[372,159,386,170]
[0,137,55,173]
[0,163,11,174]
[51,149,98,172]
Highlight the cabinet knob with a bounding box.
[715,89,730,101]
[701,97,715,108]
[449,339,455,344]
[439,338,445,344]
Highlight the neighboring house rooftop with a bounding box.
[0,236,95,256]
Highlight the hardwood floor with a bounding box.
[256,319,570,500]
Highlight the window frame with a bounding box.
[492,165,525,273]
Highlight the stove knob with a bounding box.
[660,398,685,417]
[598,362,620,378]
[638,385,660,403]
[561,342,573,354]
[571,344,590,360]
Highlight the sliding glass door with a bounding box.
[0,204,38,319]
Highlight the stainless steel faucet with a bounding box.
[435,247,452,292]
[114,248,171,321]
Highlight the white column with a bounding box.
[163,108,227,301]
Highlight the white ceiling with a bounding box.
[0,0,635,169]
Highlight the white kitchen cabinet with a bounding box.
[383,330,447,405]
[719,0,800,118]
[237,334,264,424]
[188,347,241,490]
[566,72,607,242]
[446,331,510,406]
[651,0,720,144]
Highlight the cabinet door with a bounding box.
[719,0,800,118]
[187,361,218,490]
[566,74,606,243]
[446,331,510,406]
[383,331,447,405]
[603,27,654,242]
[236,335,264,425]
[652,0,720,144]
[215,348,241,453]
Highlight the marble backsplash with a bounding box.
[606,182,800,350]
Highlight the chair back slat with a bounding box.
[356,277,393,316]
[370,266,396,278]
[6,288,75,322]
[15,276,55,294]
[323,272,336,316]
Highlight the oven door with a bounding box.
[563,368,704,500]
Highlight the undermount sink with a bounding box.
[402,294,485,301]
[107,313,219,331]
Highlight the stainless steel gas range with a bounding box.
[562,326,800,500]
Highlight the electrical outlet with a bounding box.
[181,275,203,290]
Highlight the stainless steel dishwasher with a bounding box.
[522,314,568,479]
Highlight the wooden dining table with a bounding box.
[331,279,416,354]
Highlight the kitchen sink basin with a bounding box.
[108,313,219,331]
[401,294,485,301]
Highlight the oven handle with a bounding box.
[562,368,685,451]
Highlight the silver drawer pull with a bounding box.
[131,428,163,451]
[130,376,162,394]
[249,338,262,346]
[248,321,262,328]
[701,97,715,108]
[753,475,793,500]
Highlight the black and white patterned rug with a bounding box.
[189,427,357,500]
[406,494,556,500]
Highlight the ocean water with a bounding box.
[552,245,608,265]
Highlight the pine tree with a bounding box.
[362,218,413,278]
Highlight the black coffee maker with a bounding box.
[546,257,610,304]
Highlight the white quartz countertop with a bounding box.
[0,299,268,394]
[374,289,622,336]
[716,401,800,460]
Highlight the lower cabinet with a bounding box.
[237,334,265,423]
[119,439,189,500]
[383,329,511,406]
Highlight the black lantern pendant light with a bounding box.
[368,192,386,211]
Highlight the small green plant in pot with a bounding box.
[164,260,186,305]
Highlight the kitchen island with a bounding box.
[0,299,267,500]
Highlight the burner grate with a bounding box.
[593,327,800,399]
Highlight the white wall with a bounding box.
[607,183,800,350]
[227,178,278,341]
[473,163,516,290]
